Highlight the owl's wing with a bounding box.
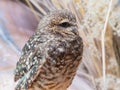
[14,34,45,82]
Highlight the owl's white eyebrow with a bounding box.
[59,19,76,26]
[60,19,69,23]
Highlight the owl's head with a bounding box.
[38,10,79,36]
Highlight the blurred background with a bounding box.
[0,0,120,90]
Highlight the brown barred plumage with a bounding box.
[14,10,83,90]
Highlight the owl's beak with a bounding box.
[70,26,79,35]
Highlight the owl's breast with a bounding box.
[33,36,83,90]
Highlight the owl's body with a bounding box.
[15,10,83,90]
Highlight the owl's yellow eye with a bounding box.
[59,22,71,28]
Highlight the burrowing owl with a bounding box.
[14,10,83,90]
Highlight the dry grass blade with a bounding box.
[30,0,47,15]
[25,0,40,21]
[101,0,112,89]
